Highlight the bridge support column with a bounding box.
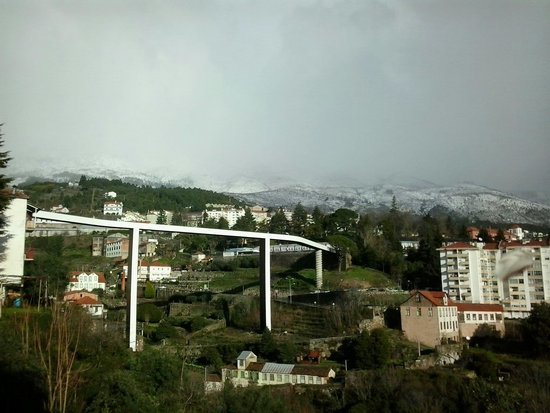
[127,227,140,351]
[259,237,271,331]
[315,249,323,290]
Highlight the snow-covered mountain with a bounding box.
[9,163,550,226]
[229,183,550,226]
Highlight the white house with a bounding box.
[122,261,172,282]
[221,351,336,388]
[67,272,107,292]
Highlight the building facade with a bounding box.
[103,201,123,216]
[67,272,107,292]
[439,241,550,318]
[400,291,505,347]
[221,351,335,388]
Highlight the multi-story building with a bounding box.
[103,201,123,216]
[92,237,104,256]
[400,291,460,347]
[400,290,505,347]
[205,206,245,228]
[67,272,107,292]
[104,236,130,259]
[439,241,550,318]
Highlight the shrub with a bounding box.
[137,303,163,323]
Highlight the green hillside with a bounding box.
[20,176,243,215]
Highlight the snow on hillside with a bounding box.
[8,162,550,225]
[230,183,550,225]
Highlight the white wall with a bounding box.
[0,197,27,281]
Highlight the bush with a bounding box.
[137,303,163,323]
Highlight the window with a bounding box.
[415,294,421,302]
[316,377,321,384]
[473,314,477,321]
[490,314,495,321]
[478,314,483,320]
[300,375,305,384]
[406,307,411,316]
[270,374,275,381]
[484,314,488,321]
[466,313,471,320]
[308,376,314,384]
[428,308,433,317]
[416,308,422,316]
[292,375,297,383]
[240,372,245,378]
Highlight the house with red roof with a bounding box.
[400,290,505,347]
[63,291,104,317]
[67,272,106,292]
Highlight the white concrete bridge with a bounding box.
[32,210,332,350]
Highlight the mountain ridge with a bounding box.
[9,167,550,226]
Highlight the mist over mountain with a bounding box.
[10,162,550,227]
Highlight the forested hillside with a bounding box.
[20,176,243,215]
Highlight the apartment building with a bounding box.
[439,241,550,318]
[204,206,245,228]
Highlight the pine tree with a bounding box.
[0,124,13,232]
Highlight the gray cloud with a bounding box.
[1,0,549,191]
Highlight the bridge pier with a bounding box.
[315,249,323,289]
[127,227,140,351]
[259,237,271,331]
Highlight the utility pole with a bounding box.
[288,277,292,304]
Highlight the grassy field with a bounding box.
[208,265,396,295]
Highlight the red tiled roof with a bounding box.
[456,303,503,312]
[483,243,499,250]
[245,362,265,372]
[75,296,100,305]
[438,242,476,251]
[139,261,170,268]
[413,291,450,307]
[291,365,333,377]
[68,272,107,283]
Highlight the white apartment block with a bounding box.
[205,206,245,228]
[440,241,550,318]
[103,201,123,216]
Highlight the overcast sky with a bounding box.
[1,0,549,191]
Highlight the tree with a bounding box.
[477,228,492,242]
[522,302,550,358]
[269,208,289,234]
[305,206,325,240]
[325,208,358,235]
[144,282,156,299]
[0,125,12,231]
[157,209,167,225]
[290,203,308,236]
[233,208,256,232]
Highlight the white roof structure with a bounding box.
[262,363,295,374]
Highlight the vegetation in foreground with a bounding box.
[1,303,549,413]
